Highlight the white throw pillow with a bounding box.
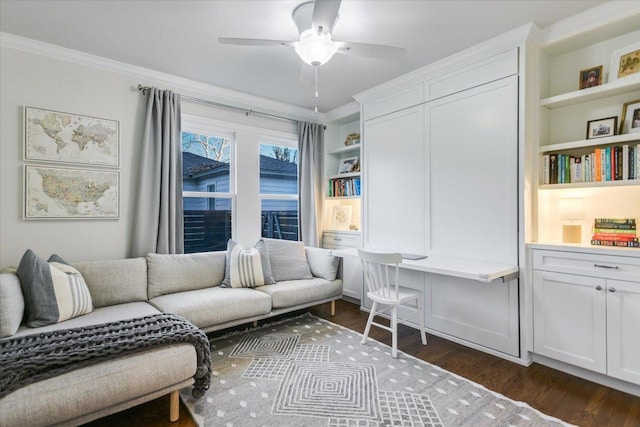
[230,244,266,288]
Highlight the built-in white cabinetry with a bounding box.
[532,247,640,386]
[322,230,362,302]
[356,43,523,358]
[363,106,425,255]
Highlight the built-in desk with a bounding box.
[331,247,521,359]
[331,248,519,283]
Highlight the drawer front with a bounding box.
[425,48,518,102]
[532,249,640,281]
[323,232,359,249]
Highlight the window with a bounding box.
[260,141,299,241]
[181,129,234,253]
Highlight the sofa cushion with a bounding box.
[254,278,343,309]
[221,239,274,287]
[0,273,24,338]
[73,258,148,307]
[16,250,93,327]
[149,287,272,329]
[306,247,341,281]
[0,343,195,427]
[11,302,161,338]
[147,251,226,299]
[263,238,312,281]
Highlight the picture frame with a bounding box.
[338,156,359,174]
[609,41,640,82]
[24,106,120,167]
[586,116,618,139]
[579,65,603,89]
[619,99,640,134]
[24,165,119,219]
[331,205,352,230]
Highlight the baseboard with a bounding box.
[531,353,640,397]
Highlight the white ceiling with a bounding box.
[0,0,606,113]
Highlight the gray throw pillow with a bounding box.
[221,239,275,287]
[16,250,93,327]
[263,238,313,282]
[305,247,340,281]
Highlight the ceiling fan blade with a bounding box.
[218,37,295,47]
[335,41,406,59]
[311,0,341,35]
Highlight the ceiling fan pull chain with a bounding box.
[314,66,319,113]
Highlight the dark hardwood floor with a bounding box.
[84,300,640,427]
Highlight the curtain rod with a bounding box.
[137,84,321,127]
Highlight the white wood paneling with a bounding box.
[606,279,640,385]
[362,84,423,121]
[425,274,520,356]
[363,106,425,254]
[426,76,518,264]
[532,270,607,373]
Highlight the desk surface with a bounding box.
[331,248,519,283]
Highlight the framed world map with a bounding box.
[24,165,119,219]
[24,106,119,167]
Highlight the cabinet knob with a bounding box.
[595,286,603,291]
[608,287,616,293]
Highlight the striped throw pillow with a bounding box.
[229,244,265,288]
[16,250,93,327]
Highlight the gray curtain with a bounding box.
[298,121,324,247]
[130,87,184,257]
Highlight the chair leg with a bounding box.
[361,301,377,345]
[416,297,427,345]
[391,305,398,358]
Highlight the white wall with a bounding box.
[0,45,297,267]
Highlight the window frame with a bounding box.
[181,114,237,242]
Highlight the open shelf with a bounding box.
[540,74,640,109]
[327,144,360,156]
[540,133,640,153]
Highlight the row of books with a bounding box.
[328,177,361,197]
[542,144,640,184]
[591,218,638,248]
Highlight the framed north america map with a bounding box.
[24,165,119,219]
[24,106,119,167]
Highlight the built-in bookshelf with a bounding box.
[534,18,640,244]
[323,115,362,232]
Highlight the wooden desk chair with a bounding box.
[358,249,427,358]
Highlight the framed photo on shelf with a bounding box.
[338,156,358,174]
[579,65,603,89]
[586,116,617,139]
[331,205,352,230]
[619,99,640,134]
[609,41,640,82]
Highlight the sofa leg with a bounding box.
[253,320,258,327]
[169,390,179,422]
[331,300,336,316]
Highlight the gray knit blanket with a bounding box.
[0,313,211,400]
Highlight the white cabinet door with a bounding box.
[533,270,607,373]
[425,76,518,265]
[342,255,363,301]
[363,105,425,254]
[606,279,640,385]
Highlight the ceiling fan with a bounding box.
[218,0,406,67]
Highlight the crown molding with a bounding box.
[354,22,536,105]
[0,32,325,123]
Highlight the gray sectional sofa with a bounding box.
[0,240,342,427]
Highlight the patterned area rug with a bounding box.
[181,313,573,427]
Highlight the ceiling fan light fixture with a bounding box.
[294,30,337,66]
